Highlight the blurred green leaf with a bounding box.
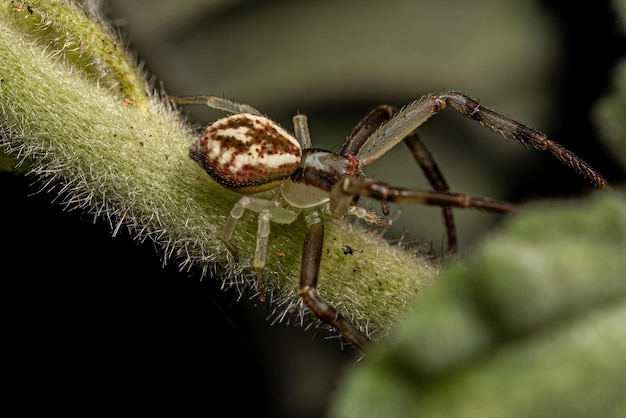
[595,59,626,169]
[594,0,626,168]
[330,191,626,418]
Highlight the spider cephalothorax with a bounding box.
[173,92,607,351]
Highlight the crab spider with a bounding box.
[172,92,608,351]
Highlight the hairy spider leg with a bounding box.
[299,212,371,351]
[331,176,516,218]
[340,105,457,254]
[355,92,608,189]
[290,115,373,348]
[220,195,299,301]
[403,133,457,253]
[168,95,262,115]
[292,114,312,149]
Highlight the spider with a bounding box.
[172,92,608,351]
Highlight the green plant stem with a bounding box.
[0,0,436,342]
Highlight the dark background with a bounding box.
[3,1,624,417]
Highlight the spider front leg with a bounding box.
[340,105,458,253]
[299,212,371,351]
[355,92,608,189]
[330,176,516,220]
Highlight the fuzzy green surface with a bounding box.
[0,0,436,342]
[329,191,626,418]
[595,60,626,168]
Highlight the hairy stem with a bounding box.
[0,0,436,343]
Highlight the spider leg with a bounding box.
[299,212,371,351]
[219,196,252,261]
[220,196,298,301]
[292,114,312,149]
[355,92,608,189]
[167,95,262,115]
[340,106,458,253]
[333,176,516,214]
[403,133,457,253]
[253,210,271,302]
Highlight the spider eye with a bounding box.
[190,113,302,193]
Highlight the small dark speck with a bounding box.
[342,245,353,255]
[27,5,33,13]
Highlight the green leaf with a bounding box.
[330,191,626,418]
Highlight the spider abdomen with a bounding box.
[190,113,302,194]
